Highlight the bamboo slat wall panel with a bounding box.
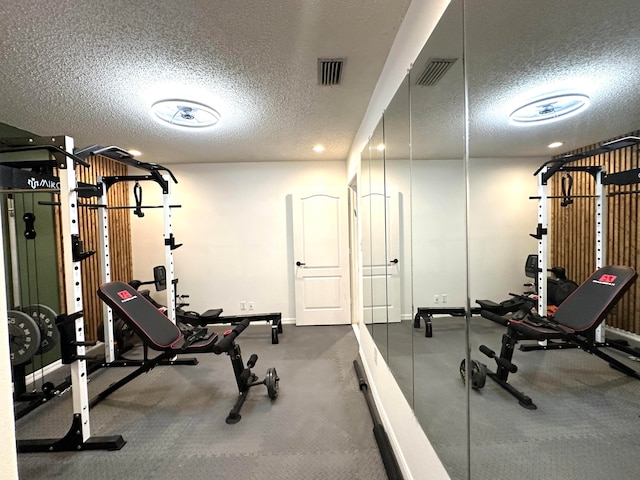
[549,130,640,334]
[57,155,133,341]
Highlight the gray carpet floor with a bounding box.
[15,324,388,480]
[380,317,640,480]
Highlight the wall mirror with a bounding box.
[367,0,640,478]
[361,133,373,331]
[382,73,413,403]
[406,0,468,477]
[465,1,640,479]
[362,118,388,359]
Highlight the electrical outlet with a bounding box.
[248,301,254,310]
[240,301,246,310]
[434,294,440,304]
[442,294,447,304]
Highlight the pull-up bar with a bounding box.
[0,136,90,168]
[74,145,178,186]
[534,136,640,183]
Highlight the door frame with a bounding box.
[348,178,360,326]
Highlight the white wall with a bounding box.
[412,157,545,308]
[411,159,468,307]
[468,157,546,301]
[129,160,347,319]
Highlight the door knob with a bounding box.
[296,261,306,267]
[388,258,398,265]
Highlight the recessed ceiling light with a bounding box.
[313,145,325,152]
[128,149,142,156]
[509,93,590,125]
[547,142,564,149]
[151,99,220,128]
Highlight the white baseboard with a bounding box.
[23,359,63,388]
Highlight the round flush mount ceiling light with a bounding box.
[151,99,220,128]
[509,93,590,125]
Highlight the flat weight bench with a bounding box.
[178,308,284,344]
[414,307,482,337]
[97,281,280,424]
[414,295,536,337]
[476,265,640,410]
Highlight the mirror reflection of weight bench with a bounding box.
[414,307,481,337]
[476,265,640,410]
[413,301,530,337]
[414,254,567,338]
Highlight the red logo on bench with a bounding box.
[117,290,133,300]
[598,274,617,283]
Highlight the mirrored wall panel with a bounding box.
[382,74,413,404]
[465,1,640,479]
[361,0,640,478]
[407,1,468,478]
[362,118,389,359]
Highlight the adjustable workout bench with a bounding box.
[97,281,279,424]
[476,265,640,409]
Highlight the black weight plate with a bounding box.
[459,358,487,390]
[22,304,60,354]
[472,361,487,389]
[265,367,279,399]
[8,310,41,366]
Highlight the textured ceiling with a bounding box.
[463,0,640,159]
[1,1,638,165]
[406,0,640,160]
[0,0,411,164]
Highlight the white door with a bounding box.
[292,187,350,326]
[362,186,401,324]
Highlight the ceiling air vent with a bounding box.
[415,58,458,86]
[318,58,345,86]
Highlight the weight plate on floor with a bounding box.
[8,310,42,366]
[265,367,279,399]
[459,358,487,390]
[21,304,60,354]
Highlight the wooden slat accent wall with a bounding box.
[57,155,133,341]
[549,130,640,334]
